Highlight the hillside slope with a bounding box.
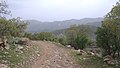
[26,18,103,33]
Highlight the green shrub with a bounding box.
[58,35,67,45]
[74,34,88,50]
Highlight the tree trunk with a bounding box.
[118,50,119,57]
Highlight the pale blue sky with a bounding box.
[8,0,117,22]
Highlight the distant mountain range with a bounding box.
[26,18,103,33]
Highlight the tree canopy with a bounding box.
[96,1,120,57]
[65,25,89,49]
[0,17,27,37]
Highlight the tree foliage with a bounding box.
[96,1,120,57]
[0,17,27,37]
[31,32,58,42]
[75,34,88,50]
[0,0,10,16]
[65,25,88,49]
[0,0,27,37]
[58,35,67,45]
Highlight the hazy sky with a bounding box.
[8,0,117,22]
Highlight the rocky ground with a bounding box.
[29,41,80,68]
[1,40,119,68]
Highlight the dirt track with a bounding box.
[29,41,80,68]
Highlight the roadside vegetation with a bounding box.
[70,51,117,68]
[0,42,41,68]
[69,1,120,68]
[0,0,120,68]
[0,1,41,68]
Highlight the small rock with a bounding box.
[0,64,9,68]
[107,60,119,66]
[87,52,95,56]
[11,63,14,66]
[16,55,19,57]
[37,54,40,57]
[80,50,86,54]
[8,55,11,58]
[103,55,112,59]
[18,46,24,50]
[83,58,87,60]
[35,51,39,53]
[77,49,81,52]
[79,58,82,60]
[96,53,102,58]
[66,45,71,48]
[5,44,10,50]
[1,60,8,64]
[77,52,82,55]
[4,52,9,54]
[107,60,115,65]
[103,58,111,62]
[103,55,112,62]
[58,43,61,45]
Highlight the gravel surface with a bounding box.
[30,41,80,68]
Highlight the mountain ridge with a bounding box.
[26,18,103,33]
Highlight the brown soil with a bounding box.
[29,41,80,68]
